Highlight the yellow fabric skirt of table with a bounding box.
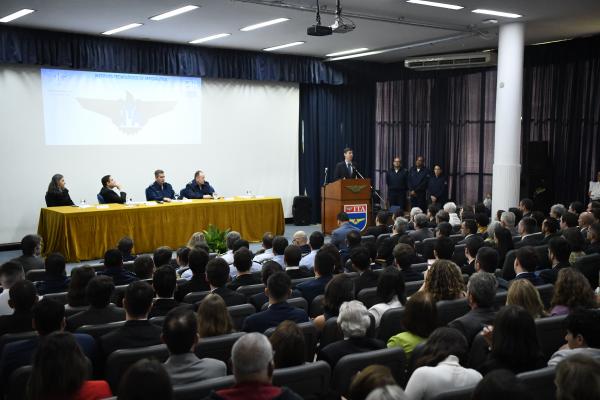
[37,197,285,262]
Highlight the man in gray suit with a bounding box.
[331,212,360,250]
[162,307,226,386]
[408,213,433,243]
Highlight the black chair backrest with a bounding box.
[6,365,31,400]
[183,290,210,304]
[227,303,255,331]
[517,366,557,400]
[430,386,477,400]
[467,333,489,370]
[376,306,406,342]
[110,284,128,307]
[535,315,567,362]
[173,375,235,400]
[0,331,37,356]
[194,331,245,365]
[105,344,169,391]
[236,283,265,298]
[422,237,439,260]
[123,261,135,272]
[415,241,424,256]
[436,298,470,326]
[361,235,376,246]
[332,347,406,396]
[501,249,518,280]
[265,321,318,362]
[319,317,343,351]
[357,287,382,309]
[513,235,522,243]
[534,245,551,270]
[494,291,508,310]
[573,253,600,288]
[291,277,314,287]
[405,280,424,296]
[449,234,465,244]
[149,316,165,327]
[309,294,325,318]
[452,244,467,267]
[536,284,554,309]
[40,291,66,305]
[65,305,89,317]
[272,361,331,400]
[24,269,46,282]
[410,262,428,273]
[262,297,308,312]
[76,320,126,339]
[406,341,426,380]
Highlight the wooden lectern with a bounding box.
[321,178,372,234]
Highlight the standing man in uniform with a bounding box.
[427,165,448,206]
[386,157,408,211]
[334,148,358,180]
[408,156,430,210]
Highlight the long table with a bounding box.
[37,197,285,262]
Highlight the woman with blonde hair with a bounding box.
[506,279,546,319]
[549,268,596,316]
[187,232,207,249]
[196,294,234,338]
[421,259,466,303]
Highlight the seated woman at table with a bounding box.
[45,174,74,207]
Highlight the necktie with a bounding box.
[347,163,352,177]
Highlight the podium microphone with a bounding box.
[323,167,328,186]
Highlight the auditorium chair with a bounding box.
[123,261,135,272]
[43,291,69,305]
[24,269,46,282]
[209,253,218,260]
[236,283,265,298]
[76,320,125,339]
[452,244,468,268]
[421,237,438,260]
[377,307,406,342]
[535,315,567,362]
[436,298,470,326]
[360,235,376,246]
[319,314,376,352]
[261,296,308,312]
[309,294,324,318]
[357,287,382,309]
[410,263,428,273]
[406,342,426,379]
[182,290,210,304]
[97,194,105,204]
[5,365,31,400]
[493,290,508,310]
[414,241,424,256]
[536,284,554,309]
[467,333,488,370]
[405,280,424,296]
[194,331,245,367]
[291,277,314,287]
[573,253,600,288]
[512,235,522,244]
[331,347,406,396]
[173,375,235,400]
[149,316,165,327]
[65,305,88,317]
[105,344,170,391]
[265,321,318,361]
[430,387,476,400]
[227,303,255,330]
[449,234,464,244]
[110,284,128,307]
[501,249,518,280]
[0,331,37,357]
[272,361,331,400]
[534,245,551,270]
[88,263,105,272]
[517,366,556,400]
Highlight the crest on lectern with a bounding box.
[344,204,368,231]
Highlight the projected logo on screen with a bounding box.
[344,204,368,231]
[76,92,176,135]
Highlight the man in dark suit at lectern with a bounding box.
[334,148,358,180]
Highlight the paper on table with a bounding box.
[78,205,92,209]
[96,205,109,209]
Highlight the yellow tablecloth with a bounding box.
[37,197,285,262]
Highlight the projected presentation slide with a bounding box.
[41,68,202,145]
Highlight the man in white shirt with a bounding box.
[548,308,600,366]
[589,171,600,201]
[300,231,324,270]
[253,233,275,264]
[270,236,288,269]
[0,261,25,316]
[219,231,241,265]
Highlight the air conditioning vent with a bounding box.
[404,52,497,70]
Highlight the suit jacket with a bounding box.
[386,168,408,192]
[35,275,70,295]
[164,353,226,387]
[408,228,433,243]
[513,272,544,286]
[0,311,33,336]
[407,167,430,193]
[45,189,75,207]
[538,262,571,285]
[175,275,210,302]
[331,223,361,250]
[447,307,496,345]
[297,275,333,304]
[99,186,126,204]
[148,298,183,318]
[461,260,476,276]
[202,286,247,307]
[97,267,139,286]
[249,289,302,312]
[285,267,313,280]
[353,269,379,296]
[585,242,600,255]
[400,267,424,282]
[66,304,126,331]
[227,273,261,291]
[10,255,44,273]
[317,336,385,368]
[99,320,162,359]
[542,232,561,244]
[242,301,309,333]
[333,161,358,180]
[363,225,389,238]
[514,235,544,249]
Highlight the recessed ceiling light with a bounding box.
[328,50,384,61]
[189,33,231,44]
[532,38,571,46]
[407,0,463,10]
[241,18,289,32]
[263,41,304,52]
[0,8,35,23]
[482,19,498,24]
[472,9,522,18]
[325,48,369,57]
[150,5,199,21]
[101,23,143,35]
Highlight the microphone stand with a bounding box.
[354,167,385,204]
[323,167,328,186]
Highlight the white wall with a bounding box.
[0,66,299,243]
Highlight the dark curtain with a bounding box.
[299,84,376,222]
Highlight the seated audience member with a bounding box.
[471,369,532,400]
[476,213,490,236]
[560,212,579,232]
[175,248,210,301]
[269,320,306,368]
[474,246,499,274]
[149,266,181,318]
[539,237,571,284]
[186,231,207,249]
[220,231,241,265]
[253,232,275,263]
[348,365,397,400]
[228,248,262,290]
[299,231,324,270]
[162,307,226,386]
[118,359,173,400]
[457,219,478,244]
[479,305,545,374]
[28,331,112,400]
[448,272,497,345]
[11,234,44,272]
[405,327,482,399]
[201,258,246,306]
[98,174,126,204]
[132,255,154,280]
[585,223,600,254]
[174,246,191,276]
[514,217,542,248]
[555,354,600,400]
[492,226,514,268]
[321,243,345,274]
[291,231,311,255]
[435,210,450,225]
[117,236,137,262]
[0,261,25,315]
[35,252,70,295]
[506,279,546,319]
[331,212,361,250]
[296,250,335,304]
[145,169,175,202]
[462,236,484,275]
[435,221,452,238]
[409,214,433,242]
[369,267,405,327]
[433,236,455,261]
[180,170,215,199]
[351,246,379,296]
[67,276,125,331]
[548,308,600,366]
[0,298,96,386]
[44,173,75,207]
[392,244,422,282]
[421,259,466,302]
[508,207,523,225]
[313,274,355,331]
[578,211,594,235]
[98,249,138,286]
[569,200,585,215]
[99,281,162,358]
[512,246,543,286]
[282,245,312,279]
[500,211,518,236]
[270,236,289,268]
[196,294,234,338]
[242,272,308,333]
[541,217,561,244]
[426,204,440,228]
[317,301,385,368]
[562,227,587,264]
[0,280,37,335]
[67,266,95,308]
[366,385,408,400]
[229,239,262,278]
[443,202,461,227]
[204,333,302,400]
[153,246,174,268]
[549,268,596,316]
[250,261,286,312]
[485,221,501,245]
[387,291,437,357]
[364,211,391,238]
